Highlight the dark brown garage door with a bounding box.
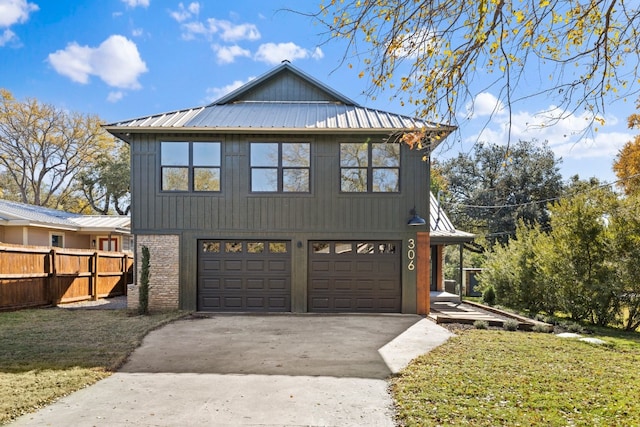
[308,241,401,313]
[198,240,291,312]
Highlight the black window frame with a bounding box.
[250,142,311,193]
[339,142,401,193]
[160,141,222,193]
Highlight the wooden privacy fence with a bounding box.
[0,244,133,311]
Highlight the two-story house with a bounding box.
[105,61,465,314]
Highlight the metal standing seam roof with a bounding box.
[0,199,79,227]
[0,199,130,233]
[430,192,475,243]
[105,102,450,133]
[68,216,131,232]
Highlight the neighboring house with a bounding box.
[0,199,131,252]
[104,61,469,314]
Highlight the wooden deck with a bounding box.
[429,292,546,331]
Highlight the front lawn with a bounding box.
[0,308,185,424]
[392,328,640,426]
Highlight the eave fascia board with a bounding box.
[0,220,79,232]
[103,125,456,136]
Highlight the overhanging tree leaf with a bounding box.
[312,1,639,137]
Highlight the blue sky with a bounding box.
[1,0,636,184]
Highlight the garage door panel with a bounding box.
[268,260,287,272]
[377,279,396,291]
[223,278,243,290]
[309,279,329,291]
[334,298,352,309]
[224,297,243,308]
[355,298,374,309]
[379,298,398,310]
[198,240,291,312]
[356,280,374,290]
[201,278,221,290]
[201,260,221,272]
[246,297,266,308]
[334,279,352,291]
[268,297,288,310]
[377,260,398,274]
[268,278,287,290]
[310,260,330,272]
[356,261,374,273]
[246,260,265,271]
[247,278,266,290]
[309,297,329,310]
[224,260,243,271]
[308,240,401,313]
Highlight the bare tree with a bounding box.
[0,89,114,209]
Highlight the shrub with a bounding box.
[503,319,519,331]
[566,322,584,334]
[138,245,150,315]
[532,324,553,333]
[483,286,496,306]
[474,320,489,329]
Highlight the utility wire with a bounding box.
[442,173,640,210]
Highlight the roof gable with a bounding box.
[211,61,357,106]
[104,62,456,141]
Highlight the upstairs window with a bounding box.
[340,142,400,192]
[250,142,310,192]
[161,142,221,192]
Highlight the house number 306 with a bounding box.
[407,238,416,271]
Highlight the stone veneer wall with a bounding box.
[128,234,180,310]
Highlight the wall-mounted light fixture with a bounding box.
[407,207,426,226]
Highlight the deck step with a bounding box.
[430,291,461,303]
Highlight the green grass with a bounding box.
[392,328,640,426]
[0,307,185,424]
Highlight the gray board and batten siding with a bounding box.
[106,62,456,313]
[127,131,429,313]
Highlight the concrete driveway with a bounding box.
[11,314,453,427]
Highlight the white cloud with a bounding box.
[205,18,260,42]
[465,103,632,162]
[0,28,15,46]
[254,42,323,65]
[205,77,255,103]
[176,16,261,42]
[0,0,37,46]
[107,91,125,103]
[169,2,200,23]
[121,0,150,7]
[463,92,506,119]
[180,21,207,40]
[48,35,148,89]
[0,0,38,27]
[131,28,143,37]
[212,44,251,64]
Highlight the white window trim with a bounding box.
[50,231,65,248]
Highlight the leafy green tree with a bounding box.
[609,193,640,330]
[546,183,618,324]
[78,142,131,215]
[315,1,637,132]
[480,222,556,314]
[440,139,563,244]
[0,89,114,210]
